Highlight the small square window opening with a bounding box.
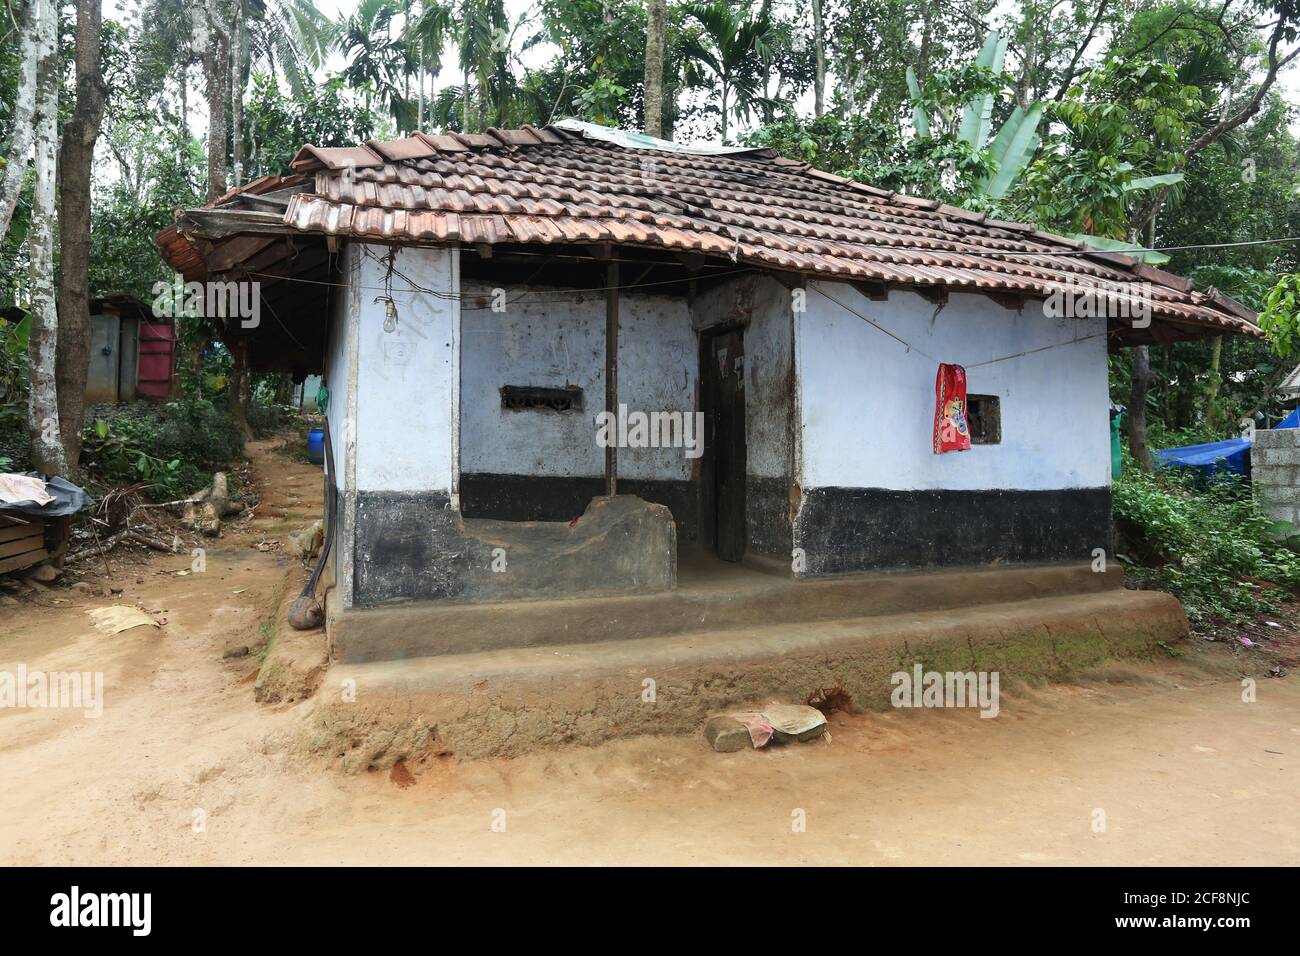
[966,394,1001,445]
[500,384,584,413]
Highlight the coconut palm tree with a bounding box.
[680,0,784,141]
[333,0,415,128]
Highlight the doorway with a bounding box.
[700,325,747,562]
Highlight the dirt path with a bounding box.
[1,439,1298,866]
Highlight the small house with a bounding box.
[157,121,1259,662]
[86,294,177,404]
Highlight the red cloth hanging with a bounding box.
[934,363,972,453]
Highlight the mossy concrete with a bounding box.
[331,560,1126,661]
[300,586,1187,769]
[254,569,328,705]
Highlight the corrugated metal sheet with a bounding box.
[158,124,1259,337]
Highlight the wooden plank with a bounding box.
[0,522,41,544]
[0,533,45,559]
[0,546,47,575]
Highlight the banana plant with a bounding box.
[906,31,1043,200]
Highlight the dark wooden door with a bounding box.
[703,327,747,562]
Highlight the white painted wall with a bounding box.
[459,279,696,481]
[797,282,1110,491]
[351,244,460,493]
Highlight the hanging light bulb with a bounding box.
[375,296,399,333]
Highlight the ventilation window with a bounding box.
[500,384,584,413]
[967,395,1001,445]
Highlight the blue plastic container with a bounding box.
[306,428,325,465]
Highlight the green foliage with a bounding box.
[573,77,627,127]
[0,311,30,469]
[749,34,1041,207]
[0,310,30,407]
[744,111,996,207]
[1258,273,1300,358]
[1025,58,1206,237]
[1114,468,1300,625]
[82,417,186,496]
[80,400,246,500]
[245,73,376,177]
[89,130,203,300]
[681,0,786,140]
[526,0,656,132]
[902,32,1044,202]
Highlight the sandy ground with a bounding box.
[1,439,1298,866]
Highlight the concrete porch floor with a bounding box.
[307,560,1189,764]
[328,553,1131,662]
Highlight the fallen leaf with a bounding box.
[86,605,161,635]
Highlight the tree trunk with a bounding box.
[231,13,245,185]
[462,66,471,132]
[810,0,826,117]
[1204,336,1223,431]
[643,0,666,137]
[417,38,426,130]
[0,0,38,245]
[1126,345,1154,472]
[27,0,67,476]
[180,62,188,135]
[916,1,933,89]
[227,339,253,441]
[193,0,230,201]
[54,0,108,473]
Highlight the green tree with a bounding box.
[680,0,785,141]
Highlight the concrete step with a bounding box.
[309,586,1188,765]
[330,562,1123,662]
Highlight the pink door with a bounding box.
[136,320,176,399]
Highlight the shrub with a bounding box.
[0,313,30,470]
[1113,467,1300,625]
[80,399,245,500]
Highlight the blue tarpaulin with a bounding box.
[1152,410,1300,479]
[1154,438,1251,477]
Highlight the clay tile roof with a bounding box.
[367,135,438,162]
[163,120,1259,339]
[289,144,385,172]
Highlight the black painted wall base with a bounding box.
[746,474,794,558]
[459,472,700,542]
[794,486,1113,575]
[353,490,463,604]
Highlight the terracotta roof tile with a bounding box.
[169,123,1258,338]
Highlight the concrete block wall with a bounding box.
[1251,429,1300,523]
